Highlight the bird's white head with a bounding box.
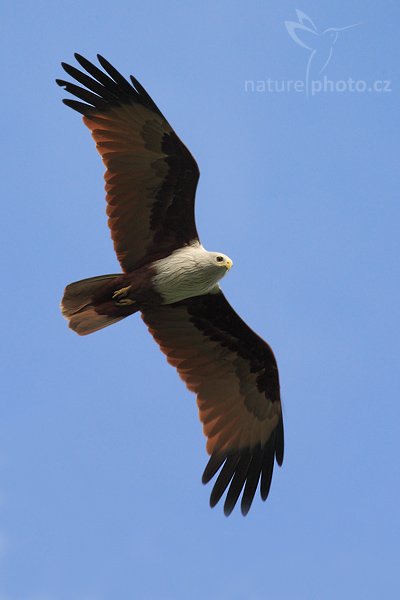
[193,250,233,288]
[207,251,233,272]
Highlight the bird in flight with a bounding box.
[57,54,284,515]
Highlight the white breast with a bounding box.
[152,244,224,304]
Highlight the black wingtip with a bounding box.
[223,503,235,517]
[60,61,71,73]
[275,417,284,466]
[57,53,164,118]
[62,98,90,115]
[202,434,283,515]
[209,496,218,509]
[260,464,274,501]
[202,453,225,485]
[240,500,252,517]
[74,53,89,69]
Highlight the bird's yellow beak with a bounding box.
[225,258,233,270]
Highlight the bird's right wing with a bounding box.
[57,54,200,273]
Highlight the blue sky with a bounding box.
[2,1,399,598]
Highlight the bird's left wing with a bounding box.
[141,292,284,515]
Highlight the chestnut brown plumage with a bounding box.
[57,53,199,272]
[58,54,284,515]
[142,293,283,516]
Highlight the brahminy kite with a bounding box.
[57,54,284,515]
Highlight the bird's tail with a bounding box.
[61,274,138,336]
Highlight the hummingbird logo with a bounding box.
[285,10,358,95]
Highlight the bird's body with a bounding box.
[62,243,232,331]
[58,54,284,515]
[152,244,232,304]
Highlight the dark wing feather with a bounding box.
[57,54,200,272]
[142,292,284,515]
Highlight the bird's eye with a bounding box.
[216,256,224,262]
